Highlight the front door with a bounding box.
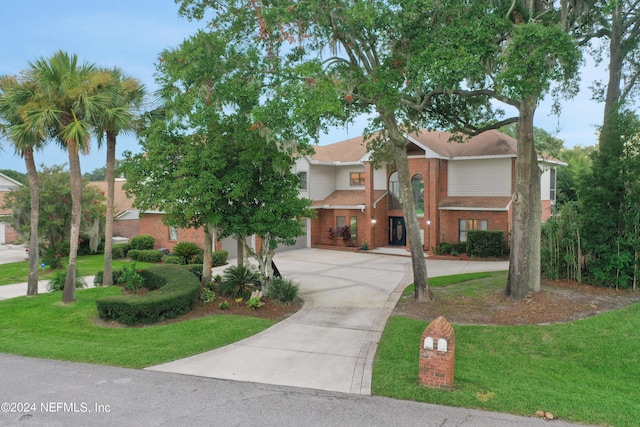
[389,217,406,246]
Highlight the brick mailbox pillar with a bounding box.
[419,316,456,389]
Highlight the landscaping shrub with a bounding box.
[41,245,64,269]
[267,277,299,304]
[95,264,200,325]
[94,268,125,287]
[127,249,164,263]
[219,265,261,299]
[163,255,184,265]
[171,241,202,264]
[112,243,130,259]
[467,230,505,258]
[47,271,87,292]
[435,242,467,256]
[212,250,228,267]
[128,235,155,250]
[186,264,203,281]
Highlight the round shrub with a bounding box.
[267,277,300,304]
[112,243,130,259]
[129,235,155,250]
[212,250,228,267]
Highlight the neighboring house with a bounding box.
[299,129,562,252]
[89,178,140,240]
[0,172,22,245]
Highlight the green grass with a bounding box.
[375,275,640,427]
[402,271,498,296]
[0,287,275,368]
[0,254,156,286]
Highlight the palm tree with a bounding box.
[93,68,145,287]
[0,75,45,296]
[24,51,111,303]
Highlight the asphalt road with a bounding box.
[0,354,592,427]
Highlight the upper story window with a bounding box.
[297,171,308,190]
[350,172,365,186]
[550,168,556,201]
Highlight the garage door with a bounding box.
[275,219,309,253]
[220,235,253,261]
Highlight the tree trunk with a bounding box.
[24,149,39,296]
[103,132,116,287]
[62,141,83,303]
[237,234,244,266]
[202,224,214,285]
[506,99,540,300]
[380,112,433,302]
[599,2,623,150]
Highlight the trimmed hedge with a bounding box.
[435,242,467,256]
[212,250,228,267]
[467,230,505,258]
[127,249,164,263]
[95,264,200,325]
[129,235,155,250]
[112,243,130,259]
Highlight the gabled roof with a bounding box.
[311,190,387,209]
[407,130,517,158]
[88,179,137,215]
[309,136,368,164]
[0,172,23,191]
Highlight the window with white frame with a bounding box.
[550,168,556,201]
[297,171,308,190]
[459,219,488,242]
[169,226,178,241]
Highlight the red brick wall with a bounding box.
[438,210,509,247]
[4,223,18,243]
[314,208,367,247]
[113,219,139,239]
[419,316,456,390]
[138,213,205,251]
[541,200,552,222]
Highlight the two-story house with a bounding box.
[298,129,561,253]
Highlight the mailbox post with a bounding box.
[419,316,456,389]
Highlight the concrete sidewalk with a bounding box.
[149,248,508,395]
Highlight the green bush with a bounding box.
[212,250,228,267]
[435,242,467,256]
[47,271,87,292]
[41,245,64,269]
[186,264,203,281]
[467,230,505,258]
[129,235,155,250]
[164,255,185,265]
[95,264,200,325]
[219,265,261,299]
[94,268,125,287]
[200,288,216,303]
[127,249,164,263]
[267,277,299,303]
[112,243,130,259]
[171,241,202,264]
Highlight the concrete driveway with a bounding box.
[149,248,508,395]
[0,243,28,265]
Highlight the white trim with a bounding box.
[439,206,510,211]
[313,204,366,210]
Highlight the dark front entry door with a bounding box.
[389,217,406,246]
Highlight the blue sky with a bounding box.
[1,1,608,174]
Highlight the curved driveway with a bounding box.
[148,248,508,395]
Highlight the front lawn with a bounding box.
[0,287,275,368]
[0,254,156,286]
[374,274,640,427]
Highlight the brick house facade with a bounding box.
[303,130,561,253]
